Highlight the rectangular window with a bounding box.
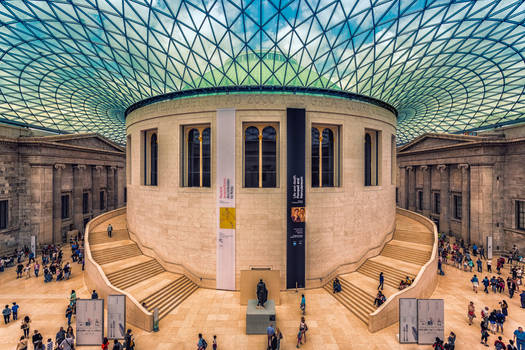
[182,124,211,187]
[124,187,127,203]
[244,123,279,188]
[391,135,396,185]
[61,195,70,219]
[100,191,106,210]
[82,192,89,214]
[142,129,158,186]
[311,124,340,187]
[127,134,132,185]
[433,192,441,214]
[0,200,7,230]
[517,200,525,230]
[364,129,381,186]
[396,188,399,204]
[417,190,423,211]
[454,195,462,219]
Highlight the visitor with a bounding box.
[489,310,498,334]
[34,261,40,277]
[481,319,490,346]
[491,276,498,293]
[16,336,28,350]
[433,337,444,350]
[496,309,506,333]
[300,294,305,315]
[274,328,283,350]
[107,223,113,238]
[509,278,517,298]
[438,258,444,275]
[520,290,525,308]
[488,260,493,273]
[267,323,275,348]
[21,316,31,338]
[92,290,99,299]
[66,325,74,341]
[467,301,476,325]
[70,290,76,310]
[12,302,19,320]
[299,316,308,344]
[2,304,11,324]
[378,272,384,290]
[333,278,342,293]
[112,339,123,350]
[59,334,74,350]
[124,329,135,350]
[445,331,456,350]
[513,327,525,350]
[16,262,23,278]
[508,339,518,350]
[296,327,302,348]
[270,334,278,350]
[197,333,206,350]
[399,280,407,290]
[495,336,506,350]
[55,327,66,345]
[481,306,490,321]
[500,300,509,317]
[468,259,474,272]
[63,262,71,280]
[32,330,43,349]
[65,305,73,326]
[405,276,412,286]
[212,335,217,350]
[471,275,479,293]
[477,258,483,272]
[483,276,490,293]
[102,337,109,350]
[46,338,53,350]
[374,291,386,307]
[25,263,31,279]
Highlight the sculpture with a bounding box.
[256,279,268,308]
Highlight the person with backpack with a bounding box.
[112,339,123,350]
[495,336,506,350]
[197,333,207,350]
[483,277,490,293]
[300,294,306,315]
[507,339,518,350]
[481,319,490,346]
[445,331,456,350]
[124,329,135,350]
[433,337,444,350]
[496,309,506,333]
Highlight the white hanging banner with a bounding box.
[107,295,126,339]
[487,236,493,260]
[76,299,104,346]
[216,108,236,290]
[399,298,418,344]
[417,299,444,345]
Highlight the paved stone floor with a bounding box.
[0,256,523,349]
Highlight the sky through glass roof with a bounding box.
[0,0,524,144]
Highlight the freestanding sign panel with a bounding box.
[487,236,493,259]
[399,298,418,343]
[216,108,236,290]
[286,108,306,289]
[107,295,126,339]
[30,236,36,256]
[417,299,444,344]
[76,299,104,346]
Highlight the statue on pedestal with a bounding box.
[256,279,268,308]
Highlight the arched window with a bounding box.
[150,133,158,186]
[244,126,259,188]
[364,129,381,186]
[184,125,211,187]
[364,133,372,186]
[311,125,338,187]
[262,126,276,187]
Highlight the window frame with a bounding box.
[99,190,106,211]
[142,129,158,186]
[453,194,462,220]
[417,189,423,211]
[364,128,381,186]
[61,194,71,220]
[242,122,279,188]
[516,200,525,231]
[311,124,340,188]
[181,124,212,188]
[433,191,441,215]
[0,199,8,230]
[82,192,90,214]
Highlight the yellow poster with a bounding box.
[220,207,236,229]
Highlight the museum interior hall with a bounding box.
[0,1,524,349]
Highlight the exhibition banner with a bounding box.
[286,108,306,289]
[487,236,493,259]
[76,299,104,346]
[216,108,236,290]
[107,295,126,339]
[417,299,444,344]
[399,298,418,343]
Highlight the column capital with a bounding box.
[406,165,414,171]
[54,163,66,170]
[458,163,469,172]
[95,165,104,172]
[437,164,447,172]
[420,165,429,171]
[75,164,87,171]
[108,166,117,172]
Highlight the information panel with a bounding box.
[107,295,126,339]
[286,108,306,289]
[76,299,104,346]
[216,108,236,290]
[417,299,444,345]
[399,298,418,343]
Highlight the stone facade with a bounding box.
[0,124,126,250]
[396,124,525,252]
[126,93,397,290]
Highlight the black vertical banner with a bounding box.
[286,108,306,289]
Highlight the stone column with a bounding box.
[470,165,493,247]
[107,166,116,210]
[116,166,125,208]
[113,167,119,209]
[459,164,470,244]
[398,166,407,209]
[30,165,53,244]
[92,166,103,216]
[437,164,450,234]
[407,166,416,211]
[52,164,65,243]
[73,164,86,233]
[421,165,431,217]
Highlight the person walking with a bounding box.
[2,304,11,324]
[107,224,113,238]
[212,335,217,350]
[446,331,456,350]
[500,300,509,317]
[520,290,525,308]
[275,328,283,350]
[508,339,518,350]
[55,327,66,345]
[266,323,275,349]
[477,258,483,273]
[32,330,43,350]
[513,327,525,350]
[46,338,53,350]
[21,316,31,338]
[34,262,40,278]
[112,339,123,350]
[16,336,28,350]
[481,319,490,346]
[299,316,308,344]
[483,276,490,293]
[495,336,506,350]
[468,301,476,325]
[300,294,306,315]
[11,302,19,320]
[197,333,206,350]
[471,275,479,293]
[378,272,384,290]
[102,337,109,350]
[488,260,492,273]
[124,329,135,350]
[65,305,73,326]
[496,309,505,334]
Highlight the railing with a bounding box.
[83,207,154,331]
[367,207,438,332]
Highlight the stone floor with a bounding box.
[0,256,523,349]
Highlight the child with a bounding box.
[212,335,217,350]
[46,338,53,350]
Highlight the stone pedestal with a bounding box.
[246,300,276,334]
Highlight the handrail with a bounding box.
[84,207,154,331]
[367,207,439,332]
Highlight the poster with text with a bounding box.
[399,298,418,343]
[76,299,104,346]
[107,295,126,339]
[417,299,444,344]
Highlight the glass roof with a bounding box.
[0,0,524,144]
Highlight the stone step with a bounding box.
[324,277,376,324]
[140,276,199,319]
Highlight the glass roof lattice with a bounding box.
[0,0,524,144]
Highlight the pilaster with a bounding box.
[73,164,86,233]
[459,164,470,243]
[107,166,116,210]
[437,164,450,234]
[407,166,416,211]
[52,164,65,243]
[421,165,431,217]
[92,165,103,215]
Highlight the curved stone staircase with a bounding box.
[88,213,198,321]
[324,212,434,326]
